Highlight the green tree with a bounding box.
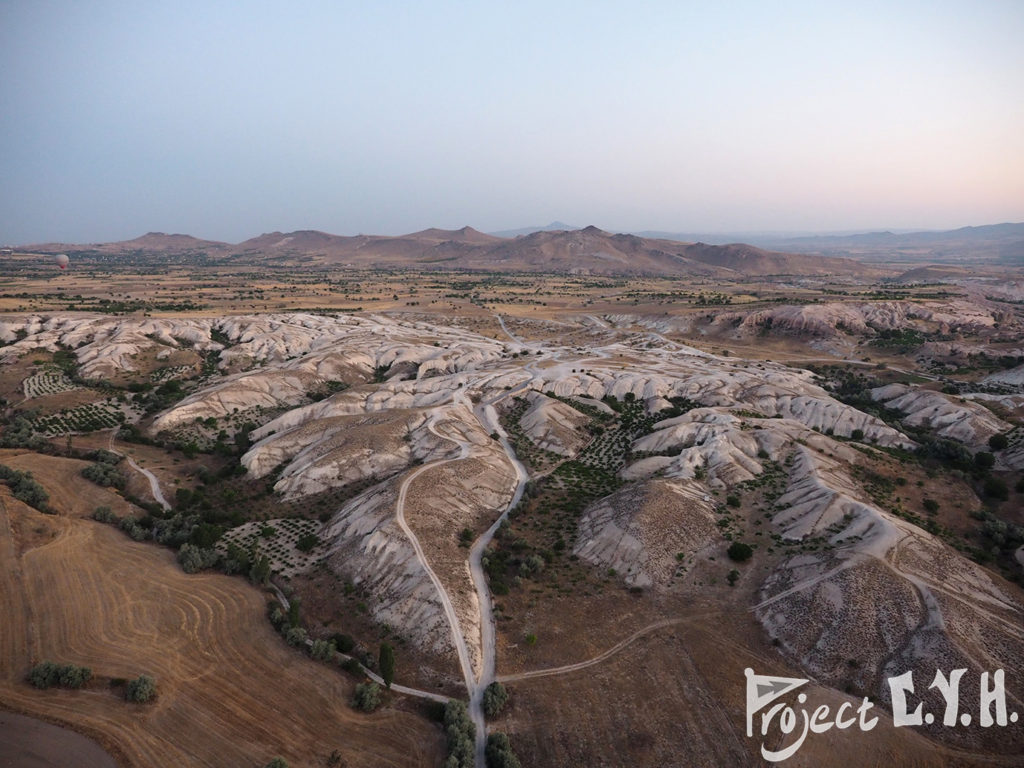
[378,642,395,689]
[975,451,995,471]
[331,633,355,653]
[28,661,60,689]
[443,700,475,768]
[988,433,1009,451]
[485,732,522,768]
[125,674,157,703]
[483,681,508,717]
[984,477,1009,500]
[249,554,270,585]
[265,759,288,768]
[284,627,308,647]
[352,682,382,712]
[310,638,335,661]
[727,541,753,562]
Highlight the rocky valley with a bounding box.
[1,247,1023,767]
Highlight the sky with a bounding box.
[1,0,1022,244]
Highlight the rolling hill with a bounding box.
[21,226,871,277]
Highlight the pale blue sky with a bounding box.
[1,0,1022,243]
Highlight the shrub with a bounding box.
[483,681,508,717]
[125,674,156,703]
[81,461,126,490]
[851,428,865,441]
[922,498,940,514]
[284,627,308,647]
[249,555,271,585]
[975,451,995,471]
[295,533,320,553]
[30,663,92,692]
[92,506,118,523]
[485,732,521,768]
[27,661,89,690]
[310,638,335,661]
[443,700,475,768]
[331,633,355,653]
[0,464,51,512]
[988,433,1009,451]
[29,661,60,689]
[726,494,741,508]
[340,657,362,676]
[727,542,753,562]
[352,682,381,712]
[265,759,288,768]
[983,477,1009,500]
[0,416,49,450]
[118,515,148,541]
[177,543,220,574]
[517,554,545,578]
[727,569,740,586]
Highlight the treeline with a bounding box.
[0,464,51,513]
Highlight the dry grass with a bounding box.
[0,490,444,768]
[491,597,1009,768]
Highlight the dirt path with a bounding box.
[497,618,687,683]
[107,431,171,510]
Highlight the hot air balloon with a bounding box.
[55,253,69,270]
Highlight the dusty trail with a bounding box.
[393,412,477,699]
[107,431,171,510]
[497,618,687,683]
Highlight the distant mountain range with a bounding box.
[744,222,1024,264]
[22,225,873,277]
[488,221,579,238]
[20,221,1022,274]
[488,221,1024,265]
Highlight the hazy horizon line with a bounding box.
[8,219,1023,248]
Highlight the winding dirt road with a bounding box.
[107,431,171,510]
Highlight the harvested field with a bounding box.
[0,489,443,768]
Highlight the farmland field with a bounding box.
[0,487,443,768]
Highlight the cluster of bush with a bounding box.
[485,733,521,768]
[0,464,51,512]
[79,449,127,489]
[0,415,49,451]
[92,504,277,582]
[482,681,508,717]
[443,700,476,768]
[178,543,222,573]
[28,661,92,689]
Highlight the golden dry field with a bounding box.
[0,477,443,768]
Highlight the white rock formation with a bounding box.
[516,391,591,456]
[871,383,1010,448]
[574,479,718,588]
